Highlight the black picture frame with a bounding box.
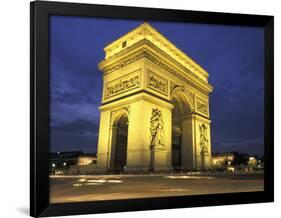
[30,1,274,217]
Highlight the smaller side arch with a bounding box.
[170,86,194,114]
[109,107,130,172]
[110,107,130,127]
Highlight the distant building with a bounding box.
[69,155,97,175]
[49,151,84,164]
[248,156,264,170]
[248,156,257,166]
[212,152,263,172]
[49,151,97,175]
[77,155,97,166]
[212,152,235,168]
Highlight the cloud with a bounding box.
[50,119,99,153]
[49,16,264,155]
[212,136,264,156]
[50,82,102,124]
[51,119,99,133]
[51,83,100,105]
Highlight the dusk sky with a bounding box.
[49,15,264,156]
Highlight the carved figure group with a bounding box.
[150,108,165,149]
[199,123,208,153]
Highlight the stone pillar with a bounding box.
[125,94,172,172]
[181,115,196,170]
[109,126,117,170]
[96,110,111,172]
[125,100,151,172]
[202,122,212,169]
[181,114,212,170]
[193,115,212,170]
[202,152,212,169]
[152,148,170,171]
[97,93,173,173]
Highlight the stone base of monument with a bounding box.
[195,153,212,170]
[151,148,171,172]
[124,166,151,173]
[202,153,212,169]
[93,168,110,173]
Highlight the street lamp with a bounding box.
[52,163,56,175]
[62,162,67,175]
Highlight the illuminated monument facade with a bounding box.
[96,23,213,172]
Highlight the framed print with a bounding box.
[30,1,274,217]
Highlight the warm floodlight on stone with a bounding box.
[96,23,213,173]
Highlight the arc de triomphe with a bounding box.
[96,23,213,172]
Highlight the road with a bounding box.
[50,173,264,203]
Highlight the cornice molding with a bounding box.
[99,40,213,94]
[103,23,209,80]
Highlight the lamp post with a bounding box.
[52,163,56,175]
[63,162,67,175]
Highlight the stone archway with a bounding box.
[171,89,192,170]
[109,111,129,172]
[96,22,213,173]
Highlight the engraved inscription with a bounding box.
[148,71,168,95]
[105,71,140,99]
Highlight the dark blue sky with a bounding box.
[50,15,264,156]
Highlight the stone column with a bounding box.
[193,115,212,170]
[108,126,117,170]
[181,115,196,170]
[125,95,172,172]
[125,100,151,172]
[202,123,212,169]
[96,110,111,172]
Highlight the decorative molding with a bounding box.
[170,81,178,93]
[186,90,195,109]
[103,23,209,80]
[196,96,209,115]
[104,70,141,99]
[110,106,130,126]
[99,40,213,95]
[170,81,195,110]
[147,70,168,96]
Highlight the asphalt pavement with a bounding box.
[50,173,264,203]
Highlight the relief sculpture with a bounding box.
[197,100,208,114]
[105,73,140,99]
[148,71,168,95]
[150,108,165,149]
[199,123,209,154]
